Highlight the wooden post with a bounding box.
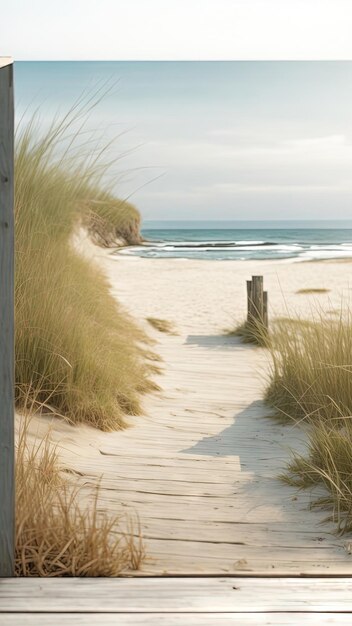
[251,275,264,324]
[246,280,253,323]
[263,291,268,330]
[0,58,15,577]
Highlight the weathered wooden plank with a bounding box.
[263,290,268,329]
[0,60,14,578]
[246,279,253,322]
[251,275,264,322]
[1,578,352,613]
[132,518,337,546]
[143,539,344,560]
[2,613,352,625]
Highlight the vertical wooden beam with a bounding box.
[0,59,15,577]
[263,290,268,330]
[246,280,253,323]
[251,275,264,323]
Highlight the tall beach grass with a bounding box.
[15,113,156,430]
[267,312,352,532]
[14,104,152,575]
[267,313,352,424]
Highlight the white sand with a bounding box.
[28,236,352,574]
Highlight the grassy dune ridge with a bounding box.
[15,119,157,430]
[267,313,352,533]
[14,109,155,575]
[84,196,142,247]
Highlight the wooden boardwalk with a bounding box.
[1,577,352,624]
[25,247,350,577]
[16,251,352,622]
[38,329,351,575]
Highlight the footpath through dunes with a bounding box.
[42,249,352,574]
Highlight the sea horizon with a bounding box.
[126,221,352,261]
[142,219,352,229]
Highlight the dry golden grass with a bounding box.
[147,317,178,335]
[267,311,352,533]
[16,417,144,576]
[296,288,330,294]
[228,319,270,347]
[15,115,157,430]
[267,313,352,423]
[84,196,141,247]
[282,421,352,534]
[14,103,150,576]
[272,316,316,330]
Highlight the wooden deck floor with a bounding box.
[1,577,352,624]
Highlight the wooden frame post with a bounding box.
[0,58,15,577]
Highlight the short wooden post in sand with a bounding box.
[246,275,268,330]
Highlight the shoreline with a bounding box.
[116,248,352,264]
[116,246,352,264]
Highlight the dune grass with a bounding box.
[228,319,270,347]
[266,313,352,424]
[84,195,142,247]
[266,311,352,532]
[272,316,316,330]
[147,317,178,335]
[15,116,156,430]
[281,421,352,534]
[16,417,144,576]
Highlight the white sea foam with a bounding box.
[117,230,352,261]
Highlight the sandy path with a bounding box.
[35,244,352,574]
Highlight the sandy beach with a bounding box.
[27,238,352,574]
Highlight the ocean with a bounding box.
[118,222,352,261]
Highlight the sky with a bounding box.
[14,61,352,221]
[1,0,351,61]
[15,61,352,221]
[5,1,352,222]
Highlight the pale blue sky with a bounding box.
[15,61,352,221]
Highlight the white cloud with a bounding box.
[142,134,352,185]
